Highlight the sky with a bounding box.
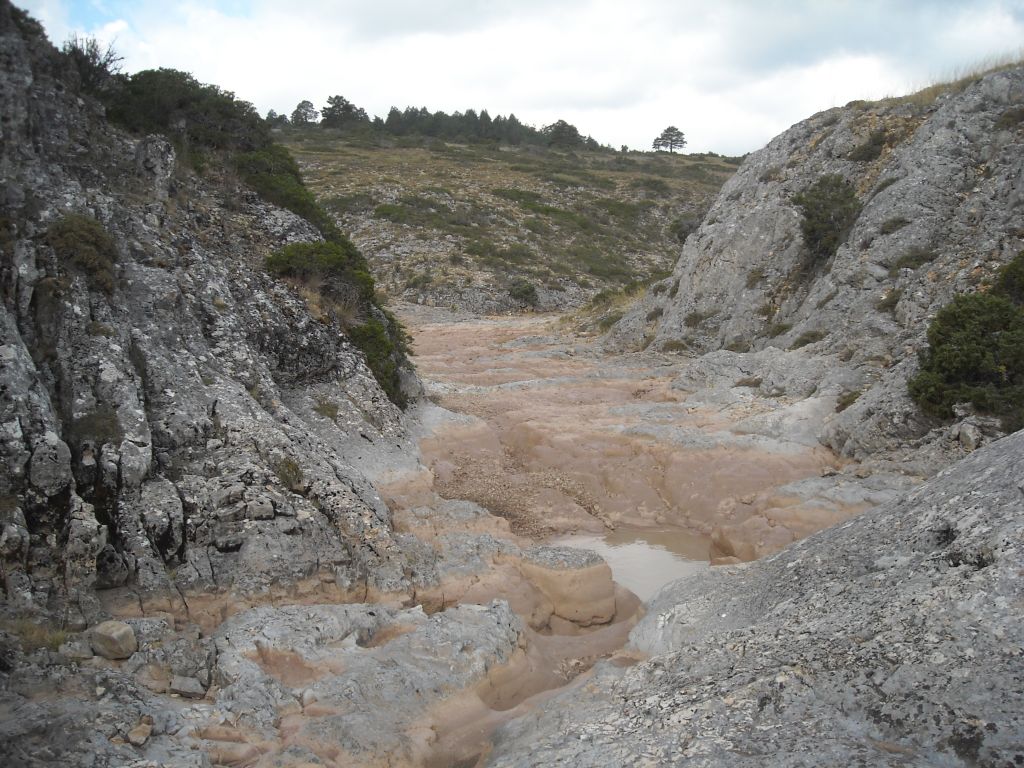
[16,0,1024,155]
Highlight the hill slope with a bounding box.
[284,132,737,311]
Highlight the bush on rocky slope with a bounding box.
[105,67,269,160]
[909,253,1024,431]
[44,213,118,294]
[234,144,343,240]
[266,241,410,406]
[791,174,861,272]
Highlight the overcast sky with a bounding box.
[17,1,1024,154]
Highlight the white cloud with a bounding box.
[15,0,1024,154]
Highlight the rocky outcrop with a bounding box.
[0,3,419,629]
[488,429,1024,766]
[611,66,1024,462]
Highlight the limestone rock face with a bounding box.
[610,66,1024,460]
[488,430,1024,766]
[0,3,424,627]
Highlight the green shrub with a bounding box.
[348,317,407,408]
[630,177,670,194]
[836,390,862,412]
[792,175,861,269]
[45,214,118,294]
[273,457,305,492]
[646,307,664,322]
[266,242,410,407]
[908,292,1024,430]
[661,339,690,353]
[597,311,624,331]
[492,188,545,204]
[266,241,373,302]
[3,618,68,653]
[724,339,751,353]
[767,322,792,338]
[879,216,910,235]
[669,214,700,243]
[508,280,539,306]
[86,321,115,337]
[992,251,1024,306]
[875,289,902,314]
[816,289,839,309]
[62,34,122,95]
[873,177,899,196]
[791,330,827,349]
[995,106,1024,131]
[746,268,765,288]
[684,310,714,328]
[847,128,887,161]
[235,145,341,240]
[105,68,270,156]
[889,246,937,275]
[594,198,642,221]
[324,192,375,215]
[405,271,433,290]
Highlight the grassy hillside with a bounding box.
[282,131,738,310]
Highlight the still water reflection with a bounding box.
[553,527,710,601]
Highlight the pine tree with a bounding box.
[653,126,686,153]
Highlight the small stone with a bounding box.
[206,438,223,451]
[246,497,275,520]
[170,675,206,698]
[59,639,94,661]
[127,721,152,746]
[214,484,245,508]
[90,620,138,660]
[958,422,982,452]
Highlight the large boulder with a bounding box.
[90,620,137,660]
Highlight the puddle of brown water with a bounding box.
[553,527,710,601]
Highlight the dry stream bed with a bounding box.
[354,304,875,764]
[85,306,888,768]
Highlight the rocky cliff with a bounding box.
[0,3,421,632]
[611,65,1024,462]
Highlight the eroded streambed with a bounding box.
[360,304,875,764]
[399,305,855,567]
[82,306,899,768]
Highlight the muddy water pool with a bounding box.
[553,527,710,601]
